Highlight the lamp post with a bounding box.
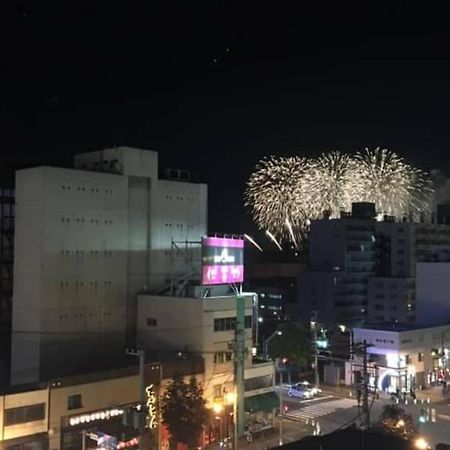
[263,330,283,359]
[311,312,319,389]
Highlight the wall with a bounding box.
[0,388,49,442]
[416,262,450,324]
[11,167,129,384]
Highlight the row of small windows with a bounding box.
[61,185,113,194]
[164,224,195,229]
[60,280,113,288]
[61,218,113,225]
[58,311,113,320]
[214,316,253,332]
[60,250,113,257]
[165,195,195,202]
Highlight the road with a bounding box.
[206,386,450,450]
[278,385,450,448]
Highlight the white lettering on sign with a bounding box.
[145,384,157,429]
[213,249,235,264]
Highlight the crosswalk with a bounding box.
[284,397,357,422]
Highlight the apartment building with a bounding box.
[11,147,207,385]
[298,203,450,327]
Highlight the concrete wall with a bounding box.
[416,262,450,324]
[11,167,129,384]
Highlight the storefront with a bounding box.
[60,406,139,450]
[0,433,48,450]
[244,392,278,433]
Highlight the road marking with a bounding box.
[284,398,357,422]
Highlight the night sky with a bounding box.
[3,1,450,234]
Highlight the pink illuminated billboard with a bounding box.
[201,236,244,285]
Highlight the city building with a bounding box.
[345,323,450,392]
[11,147,207,385]
[0,189,14,388]
[299,203,376,326]
[298,202,450,328]
[136,293,278,432]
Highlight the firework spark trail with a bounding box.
[265,230,283,251]
[285,217,298,249]
[245,148,434,245]
[244,234,263,252]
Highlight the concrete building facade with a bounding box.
[299,203,450,327]
[346,323,450,392]
[11,147,207,385]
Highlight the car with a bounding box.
[297,381,322,396]
[287,383,314,399]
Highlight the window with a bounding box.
[4,404,46,425]
[404,355,411,364]
[418,352,424,362]
[146,318,157,327]
[374,304,384,310]
[68,394,82,410]
[214,352,233,364]
[214,316,253,332]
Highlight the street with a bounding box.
[206,385,450,450]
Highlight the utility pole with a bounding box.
[279,370,283,446]
[234,294,246,450]
[361,340,370,428]
[126,348,147,450]
[311,311,320,389]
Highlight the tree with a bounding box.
[268,322,311,367]
[377,404,417,439]
[161,374,208,449]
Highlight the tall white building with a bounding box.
[11,147,207,385]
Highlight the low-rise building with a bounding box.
[345,323,450,392]
[137,293,278,432]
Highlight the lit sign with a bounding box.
[145,384,157,429]
[201,237,244,285]
[69,407,123,426]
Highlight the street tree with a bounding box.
[268,322,311,381]
[161,374,208,449]
[377,404,417,439]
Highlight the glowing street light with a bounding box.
[212,403,223,414]
[414,437,429,449]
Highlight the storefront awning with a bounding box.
[244,392,279,413]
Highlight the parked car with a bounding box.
[287,383,313,399]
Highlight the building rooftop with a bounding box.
[357,321,450,332]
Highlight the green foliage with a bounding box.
[268,322,311,367]
[161,374,208,449]
[377,404,417,438]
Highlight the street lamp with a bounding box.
[263,330,283,359]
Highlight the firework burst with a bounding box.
[245,156,310,241]
[308,151,358,218]
[245,148,434,246]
